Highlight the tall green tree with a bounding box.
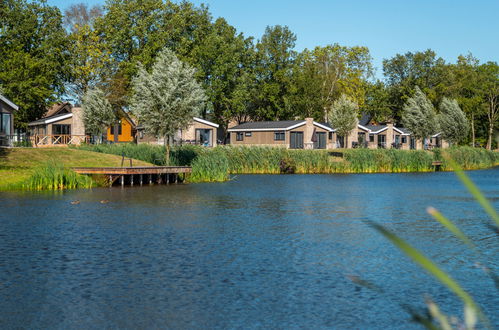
[191,17,256,136]
[437,98,469,145]
[476,62,499,150]
[383,49,446,120]
[328,94,358,148]
[130,48,206,163]
[254,25,297,120]
[402,86,439,142]
[82,87,115,138]
[0,0,69,127]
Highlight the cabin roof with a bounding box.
[0,94,19,111]
[359,113,371,126]
[228,120,334,132]
[28,112,73,126]
[365,125,388,133]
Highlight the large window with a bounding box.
[1,113,11,135]
[369,134,374,142]
[53,124,71,135]
[195,128,213,147]
[274,132,285,141]
[401,136,407,144]
[236,132,244,141]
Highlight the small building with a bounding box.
[0,94,18,146]
[28,103,87,146]
[227,118,335,149]
[137,117,219,147]
[106,112,136,143]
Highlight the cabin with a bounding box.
[137,117,219,147]
[228,118,335,149]
[106,112,136,143]
[0,94,18,146]
[28,103,87,146]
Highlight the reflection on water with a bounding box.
[0,168,498,328]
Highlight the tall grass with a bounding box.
[21,162,94,190]
[77,144,499,183]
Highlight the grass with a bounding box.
[76,144,499,183]
[0,147,153,190]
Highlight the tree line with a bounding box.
[0,0,497,148]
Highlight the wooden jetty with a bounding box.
[432,161,443,171]
[72,166,192,187]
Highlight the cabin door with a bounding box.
[313,132,326,149]
[290,132,304,149]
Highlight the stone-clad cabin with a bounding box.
[28,103,86,146]
[0,94,18,146]
[137,117,219,147]
[228,118,335,149]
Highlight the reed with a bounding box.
[21,162,94,190]
[77,144,498,183]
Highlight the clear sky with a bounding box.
[47,0,499,77]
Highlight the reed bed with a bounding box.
[21,162,94,190]
[77,144,498,183]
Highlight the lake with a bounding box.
[0,168,497,329]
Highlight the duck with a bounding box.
[100,200,110,204]
[70,200,80,205]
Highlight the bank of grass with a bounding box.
[0,147,153,190]
[77,144,498,183]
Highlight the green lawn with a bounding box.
[0,147,153,189]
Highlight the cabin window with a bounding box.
[274,132,285,141]
[53,124,71,135]
[1,113,11,135]
[110,122,123,135]
[369,134,374,142]
[401,136,407,144]
[236,132,244,141]
[245,132,252,137]
[328,132,333,140]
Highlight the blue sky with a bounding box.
[48,0,499,77]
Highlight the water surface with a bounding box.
[0,168,498,329]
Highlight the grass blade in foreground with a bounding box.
[426,207,475,250]
[367,221,490,328]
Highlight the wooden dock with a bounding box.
[72,166,192,186]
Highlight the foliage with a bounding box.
[328,94,358,146]
[402,87,439,141]
[130,48,206,163]
[21,161,93,190]
[0,0,69,127]
[438,98,469,144]
[291,44,373,121]
[253,25,297,120]
[477,62,499,150]
[82,88,115,135]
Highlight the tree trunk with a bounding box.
[164,135,170,165]
[486,123,493,150]
[471,113,475,147]
[114,121,119,143]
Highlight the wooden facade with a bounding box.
[137,117,219,147]
[107,116,135,143]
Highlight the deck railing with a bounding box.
[31,135,89,146]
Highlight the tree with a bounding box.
[63,3,102,32]
[82,88,115,139]
[0,0,69,127]
[328,94,358,148]
[477,62,499,150]
[130,49,206,163]
[437,98,469,145]
[383,50,446,120]
[402,86,439,143]
[254,25,297,120]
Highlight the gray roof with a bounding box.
[229,120,305,130]
[28,112,72,126]
[365,125,387,133]
[396,127,411,134]
[359,113,371,126]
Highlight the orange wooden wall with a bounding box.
[107,118,134,142]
